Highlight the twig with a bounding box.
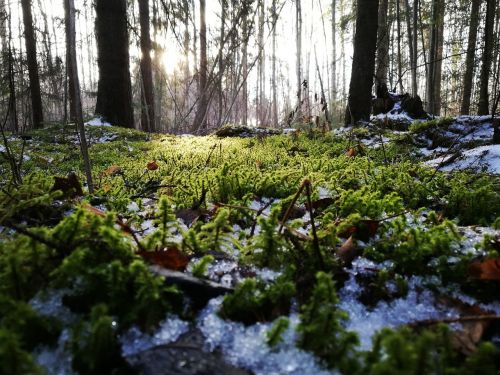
[408,314,500,328]
[304,180,324,269]
[278,180,307,234]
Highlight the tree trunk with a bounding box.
[95,0,134,128]
[242,8,248,126]
[375,0,390,89]
[139,0,155,132]
[271,0,278,127]
[404,0,417,97]
[345,0,380,125]
[258,0,265,126]
[296,0,302,119]
[65,0,93,193]
[460,0,481,115]
[21,0,44,129]
[191,0,208,132]
[396,0,403,93]
[331,0,337,102]
[478,0,496,115]
[426,0,445,115]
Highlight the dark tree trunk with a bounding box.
[345,0,380,125]
[478,0,496,115]
[21,0,44,129]
[65,0,94,193]
[460,0,481,115]
[139,0,155,132]
[191,0,208,133]
[375,0,390,88]
[426,0,445,116]
[65,0,77,122]
[95,0,134,128]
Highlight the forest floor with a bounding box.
[0,111,499,374]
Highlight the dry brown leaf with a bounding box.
[468,258,500,281]
[305,197,335,211]
[346,147,357,157]
[147,161,159,171]
[336,235,361,266]
[338,220,380,239]
[137,247,189,271]
[103,165,122,176]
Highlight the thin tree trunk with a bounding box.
[375,0,390,89]
[426,0,445,115]
[404,0,416,97]
[191,0,208,132]
[65,0,93,193]
[296,0,302,119]
[242,6,248,126]
[396,0,403,93]
[139,0,155,132]
[21,0,44,129]
[331,0,336,103]
[271,0,278,127]
[460,0,481,115]
[345,0,380,125]
[478,0,496,115]
[95,0,134,128]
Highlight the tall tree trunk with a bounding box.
[478,0,496,115]
[460,0,481,115]
[426,0,445,115]
[375,0,390,89]
[296,0,302,119]
[396,0,403,93]
[21,0,44,129]
[95,0,134,128]
[404,0,417,97]
[1,0,17,132]
[139,0,155,132]
[65,0,77,122]
[331,0,337,102]
[271,0,278,127]
[191,0,208,132]
[65,0,93,193]
[345,0,379,125]
[258,0,265,126]
[412,0,418,97]
[242,6,248,126]
[218,0,226,126]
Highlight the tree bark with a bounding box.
[65,0,93,193]
[460,0,481,115]
[95,0,134,128]
[271,0,278,127]
[21,0,44,129]
[331,0,337,102]
[296,0,302,119]
[345,0,379,125]
[404,0,417,97]
[191,0,208,132]
[478,0,496,115]
[426,0,445,115]
[375,0,390,89]
[139,0,155,132]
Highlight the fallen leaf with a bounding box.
[336,235,361,266]
[346,147,357,157]
[138,247,189,271]
[468,258,500,281]
[338,220,380,239]
[147,161,159,171]
[102,165,122,176]
[305,197,335,211]
[176,208,210,226]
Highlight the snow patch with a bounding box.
[85,117,111,127]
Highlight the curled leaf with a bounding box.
[147,161,159,171]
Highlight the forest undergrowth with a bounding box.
[0,120,499,374]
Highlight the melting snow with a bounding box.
[85,117,111,127]
[426,145,500,174]
[197,297,333,375]
[120,317,190,357]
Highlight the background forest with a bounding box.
[1,0,499,134]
